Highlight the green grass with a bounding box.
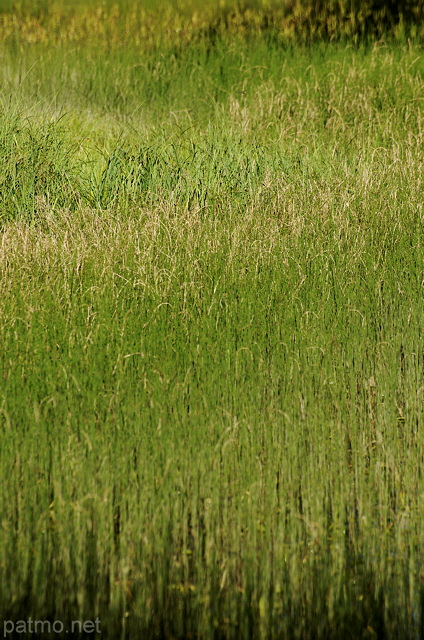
[0,3,423,638]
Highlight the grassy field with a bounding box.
[0,1,423,638]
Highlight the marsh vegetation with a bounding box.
[0,1,423,637]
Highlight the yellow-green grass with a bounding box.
[0,6,423,638]
[1,0,423,48]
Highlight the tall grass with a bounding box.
[1,0,423,47]
[0,4,423,638]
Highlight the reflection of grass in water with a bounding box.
[0,10,423,639]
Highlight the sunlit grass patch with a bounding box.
[1,0,423,48]
[0,9,423,638]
